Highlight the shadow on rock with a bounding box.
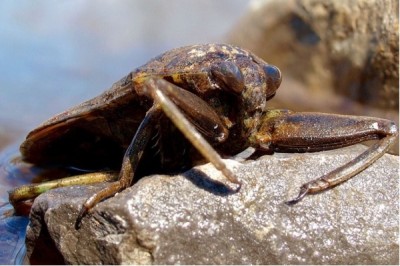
[182,168,237,196]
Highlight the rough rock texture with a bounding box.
[26,145,399,264]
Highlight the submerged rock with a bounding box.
[25,144,398,264]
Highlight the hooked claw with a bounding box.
[285,185,310,205]
[233,182,242,193]
[75,206,88,230]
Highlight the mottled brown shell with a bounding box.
[20,44,281,171]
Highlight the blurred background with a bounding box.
[0,0,249,148]
[1,0,398,150]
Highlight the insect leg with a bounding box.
[8,172,118,206]
[75,105,162,229]
[143,78,241,188]
[254,110,398,204]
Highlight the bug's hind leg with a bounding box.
[285,135,397,204]
[75,105,162,229]
[254,110,398,204]
[8,172,118,208]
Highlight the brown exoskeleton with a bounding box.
[9,44,398,229]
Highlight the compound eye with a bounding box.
[211,61,245,94]
[263,64,282,91]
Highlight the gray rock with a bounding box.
[26,144,399,264]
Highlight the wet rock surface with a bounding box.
[26,145,398,264]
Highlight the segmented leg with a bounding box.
[286,134,397,204]
[254,110,398,204]
[144,78,241,187]
[8,172,118,206]
[76,78,241,228]
[75,105,162,229]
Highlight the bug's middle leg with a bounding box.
[143,78,241,187]
[253,110,398,203]
[75,105,162,229]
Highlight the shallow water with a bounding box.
[0,145,32,265]
[0,144,111,264]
